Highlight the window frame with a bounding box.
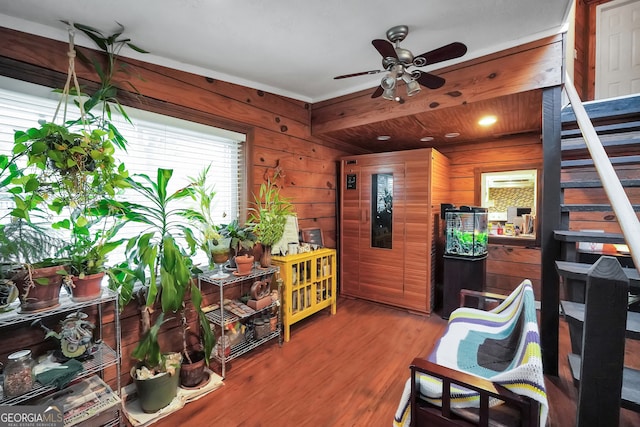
[474,162,542,247]
[0,75,254,265]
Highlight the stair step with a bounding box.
[556,260,639,288]
[561,120,640,138]
[562,94,640,123]
[562,155,640,168]
[561,179,640,188]
[561,300,640,339]
[567,353,640,413]
[561,129,640,153]
[554,229,626,242]
[554,229,625,243]
[560,204,640,212]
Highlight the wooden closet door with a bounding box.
[357,164,406,304]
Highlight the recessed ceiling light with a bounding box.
[377,135,391,141]
[420,136,434,142]
[445,132,460,138]
[478,115,498,126]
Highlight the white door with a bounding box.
[595,0,640,99]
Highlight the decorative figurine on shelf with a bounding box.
[247,279,272,310]
[32,311,97,360]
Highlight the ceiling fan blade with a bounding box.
[372,39,397,59]
[371,86,384,98]
[334,70,384,79]
[416,72,446,90]
[415,42,467,66]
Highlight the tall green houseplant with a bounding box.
[249,175,294,266]
[106,168,215,365]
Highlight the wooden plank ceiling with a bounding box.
[309,34,565,154]
[316,90,543,153]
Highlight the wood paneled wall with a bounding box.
[0,26,348,248]
[573,0,614,100]
[437,134,543,299]
[0,26,352,389]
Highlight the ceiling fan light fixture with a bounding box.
[382,87,396,100]
[402,74,421,96]
[381,75,396,90]
[381,74,397,100]
[406,80,421,96]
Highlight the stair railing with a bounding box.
[563,72,640,273]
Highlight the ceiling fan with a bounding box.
[334,25,467,101]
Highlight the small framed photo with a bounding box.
[301,228,323,247]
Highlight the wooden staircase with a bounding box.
[554,94,640,425]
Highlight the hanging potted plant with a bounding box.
[248,174,294,267]
[5,22,136,311]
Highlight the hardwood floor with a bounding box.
[132,296,640,427]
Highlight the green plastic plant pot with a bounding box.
[131,365,181,413]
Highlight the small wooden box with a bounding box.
[248,295,272,310]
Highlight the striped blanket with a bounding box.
[393,279,548,427]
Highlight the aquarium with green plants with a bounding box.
[444,207,488,258]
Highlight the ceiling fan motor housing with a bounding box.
[395,47,414,65]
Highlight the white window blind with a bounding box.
[0,76,246,267]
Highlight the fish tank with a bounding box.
[444,206,488,258]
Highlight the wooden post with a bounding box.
[540,85,562,376]
[576,256,629,427]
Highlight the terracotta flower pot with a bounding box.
[234,254,254,275]
[13,265,66,313]
[68,272,105,302]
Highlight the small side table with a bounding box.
[442,255,487,319]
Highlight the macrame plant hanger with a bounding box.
[53,23,88,131]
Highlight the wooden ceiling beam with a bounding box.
[311,34,565,136]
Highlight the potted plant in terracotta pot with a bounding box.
[0,217,67,312]
[1,148,68,311]
[249,176,294,267]
[233,253,255,276]
[56,212,125,302]
[220,219,257,269]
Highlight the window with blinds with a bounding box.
[0,76,246,267]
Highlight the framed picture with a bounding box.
[301,228,323,247]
